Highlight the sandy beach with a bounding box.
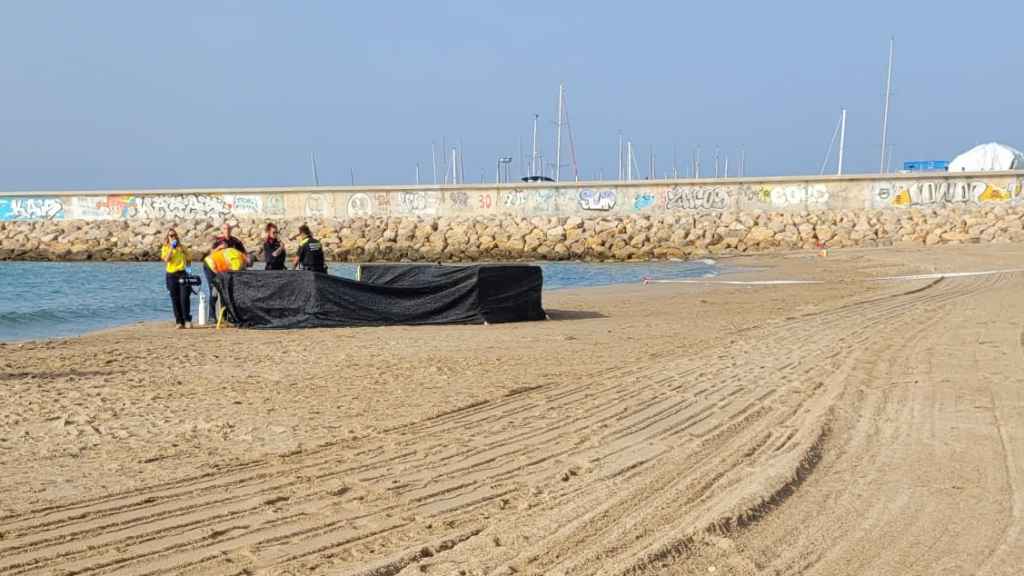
[1,244,1023,575]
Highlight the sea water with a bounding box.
[0,260,718,341]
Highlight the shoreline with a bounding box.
[0,259,727,344]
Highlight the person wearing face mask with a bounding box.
[160,227,192,329]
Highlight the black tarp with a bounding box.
[214,265,545,329]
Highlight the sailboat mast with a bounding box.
[838,108,847,175]
[531,114,539,176]
[880,37,894,173]
[555,83,564,182]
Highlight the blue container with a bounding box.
[903,160,949,172]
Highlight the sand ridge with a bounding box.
[1,244,1022,575]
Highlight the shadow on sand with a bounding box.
[545,309,608,321]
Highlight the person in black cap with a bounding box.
[293,223,327,273]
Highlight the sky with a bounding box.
[0,0,1021,191]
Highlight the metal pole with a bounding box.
[626,140,633,181]
[431,143,438,185]
[458,140,465,184]
[740,148,745,177]
[310,152,320,186]
[555,83,563,182]
[714,147,720,178]
[496,157,501,184]
[531,114,539,176]
[838,108,847,175]
[451,147,457,185]
[415,163,420,185]
[618,131,623,181]
[724,155,729,178]
[880,36,894,173]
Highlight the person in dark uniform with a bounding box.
[262,222,286,270]
[202,222,250,319]
[292,223,327,273]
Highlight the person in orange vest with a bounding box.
[160,227,192,329]
[202,223,250,319]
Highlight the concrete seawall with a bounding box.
[2,171,1023,261]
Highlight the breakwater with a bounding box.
[2,172,1023,261]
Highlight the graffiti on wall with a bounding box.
[304,193,329,218]
[535,189,570,212]
[395,191,439,215]
[664,186,729,211]
[113,194,233,219]
[347,193,373,217]
[633,192,656,210]
[226,195,262,215]
[502,190,528,208]
[578,189,617,211]
[767,184,829,207]
[449,191,470,209]
[875,179,1016,207]
[0,197,65,221]
[262,194,286,216]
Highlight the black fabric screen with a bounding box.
[215,265,544,329]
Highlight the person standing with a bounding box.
[203,222,250,319]
[160,228,192,329]
[262,222,286,270]
[292,224,327,273]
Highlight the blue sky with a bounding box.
[0,1,1020,191]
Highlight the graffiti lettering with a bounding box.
[478,193,492,209]
[878,180,1012,207]
[396,191,437,215]
[0,197,65,221]
[503,190,528,208]
[578,189,617,211]
[304,194,328,217]
[535,189,568,212]
[768,184,829,207]
[664,187,728,210]
[121,195,230,219]
[228,195,262,214]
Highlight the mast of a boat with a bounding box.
[618,131,624,181]
[310,152,320,186]
[880,36,894,173]
[626,140,633,181]
[431,143,438,185]
[554,83,564,182]
[531,114,539,177]
[838,108,847,175]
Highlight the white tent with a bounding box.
[948,142,1024,172]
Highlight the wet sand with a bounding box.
[1,244,1022,575]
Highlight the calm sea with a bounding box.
[0,260,718,341]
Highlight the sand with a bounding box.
[1,244,1022,575]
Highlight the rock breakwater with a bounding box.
[3,206,1024,262]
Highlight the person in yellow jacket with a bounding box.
[160,228,193,329]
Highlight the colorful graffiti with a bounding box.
[535,189,570,212]
[578,189,617,211]
[227,195,262,215]
[304,193,329,218]
[116,194,232,219]
[876,180,1015,207]
[263,194,286,216]
[664,186,728,210]
[633,192,655,210]
[0,197,65,221]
